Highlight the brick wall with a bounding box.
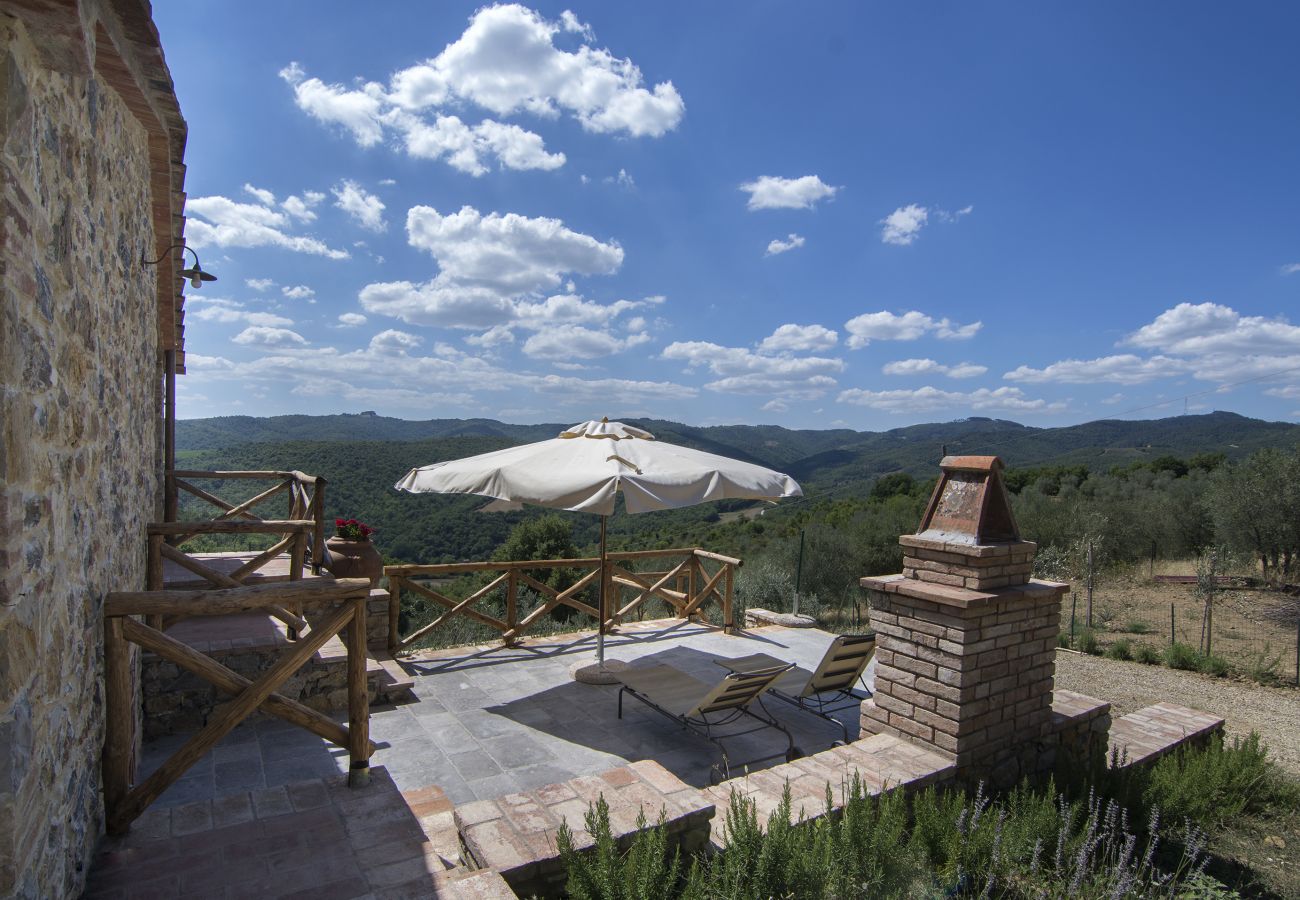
[0,15,161,897]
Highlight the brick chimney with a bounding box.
[860,456,1069,786]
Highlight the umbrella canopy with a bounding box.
[394,418,802,678]
[394,418,802,514]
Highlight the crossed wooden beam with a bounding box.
[102,579,375,834]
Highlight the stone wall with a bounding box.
[0,15,161,898]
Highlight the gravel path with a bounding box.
[1054,649,1300,777]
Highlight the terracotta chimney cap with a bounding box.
[913,454,1021,546]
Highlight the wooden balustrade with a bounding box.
[145,519,315,634]
[164,469,327,573]
[101,579,374,834]
[386,547,741,654]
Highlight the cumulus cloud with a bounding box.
[758,324,838,353]
[231,326,309,348]
[280,5,682,176]
[844,310,982,348]
[245,278,275,291]
[338,313,368,326]
[765,234,805,256]
[1004,354,1188,385]
[282,285,315,300]
[281,190,325,222]
[1123,302,1300,358]
[740,175,838,211]
[522,324,650,360]
[662,340,843,398]
[360,205,623,330]
[879,203,972,245]
[186,297,293,328]
[880,204,928,245]
[186,194,349,259]
[369,329,424,354]
[837,385,1064,414]
[332,180,387,232]
[882,358,987,379]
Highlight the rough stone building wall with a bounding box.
[0,14,161,897]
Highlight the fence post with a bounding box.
[102,616,134,834]
[1069,594,1077,648]
[794,529,805,615]
[347,596,371,788]
[1170,603,1175,646]
[1295,617,1299,687]
[506,569,518,643]
[388,578,400,655]
[1085,542,1094,629]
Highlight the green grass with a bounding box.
[1105,638,1134,660]
[1134,643,1162,664]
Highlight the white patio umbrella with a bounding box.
[394,418,802,681]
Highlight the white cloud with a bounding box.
[758,324,837,353]
[378,178,397,187]
[522,324,650,360]
[332,180,387,232]
[243,183,275,205]
[837,385,1064,414]
[186,297,293,328]
[740,175,837,211]
[662,340,843,398]
[844,310,982,348]
[1124,302,1300,357]
[1281,263,1300,275]
[282,191,325,222]
[231,326,309,348]
[338,313,367,326]
[369,329,424,354]
[1004,354,1188,385]
[360,205,623,328]
[245,278,275,291]
[880,204,928,245]
[186,194,349,259]
[603,168,635,188]
[281,285,315,300]
[282,5,682,175]
[765,233,805,256]
[761,399,789,413]
[882,358,988,379]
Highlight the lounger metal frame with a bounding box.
[617,663,800,784]
[764,633,876,745]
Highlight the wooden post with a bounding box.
[686,555,698,621]
[163,348,177,525]
[388,579,400,656]
[102,616,133,834]
[723,562,735,634]
[288,531,306,640]
[1085,542,1094,629]
[506,569,518,643]
[310,478,327,575]
[347,597,371,787]
[146,533,165,631]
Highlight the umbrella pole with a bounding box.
[597,515,607,666]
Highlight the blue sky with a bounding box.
[156,2,1300,429]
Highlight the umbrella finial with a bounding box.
[601,416,608,423]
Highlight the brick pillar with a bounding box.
[859,457,1068,786]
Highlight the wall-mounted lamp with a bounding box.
[141,244,217,289]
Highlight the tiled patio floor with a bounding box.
[140,621,876,809]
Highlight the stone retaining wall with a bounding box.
[0,15,162,897]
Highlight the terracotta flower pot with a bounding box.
[325,536,383,587]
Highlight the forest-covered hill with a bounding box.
[174,411,1300,565]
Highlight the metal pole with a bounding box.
[1070,595,1077,647]
[1086,542,1094,629]
[794,529,805,615]
[1170,603,1175,646]
[1294,616,1299,687]
[597,516,607,667]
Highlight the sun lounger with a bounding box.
[713,632,876,744]
[616,660,799,783]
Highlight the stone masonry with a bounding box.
[0,4,187,896]
[861,456,1070,786]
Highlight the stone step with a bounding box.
[701,733,957,848]
[1107,702,1224,769]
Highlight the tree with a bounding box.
[1208,446,1300,586]
[493,514,585,619]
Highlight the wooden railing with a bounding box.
[102,579,374,833]
[145,519,315,635]
[385,547,741,654]
[165,469,327,572]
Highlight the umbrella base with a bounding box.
[570,659,629,685]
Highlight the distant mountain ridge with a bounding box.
[177,411,1300,488]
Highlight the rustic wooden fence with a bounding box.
[385,547,741,654]
[101,579,374,834]
[165,469,327,572]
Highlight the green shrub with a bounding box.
[1141,733,1300,830]
[1134,643,1162,664]
[1105,638,1133,661]
[1124,620,1152,635]
[1246,646,1283,685]
[1057,631,1072,649]
[1078,628,1101,655]
[1165,641,1201,670]
[1198,652,1230,677]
